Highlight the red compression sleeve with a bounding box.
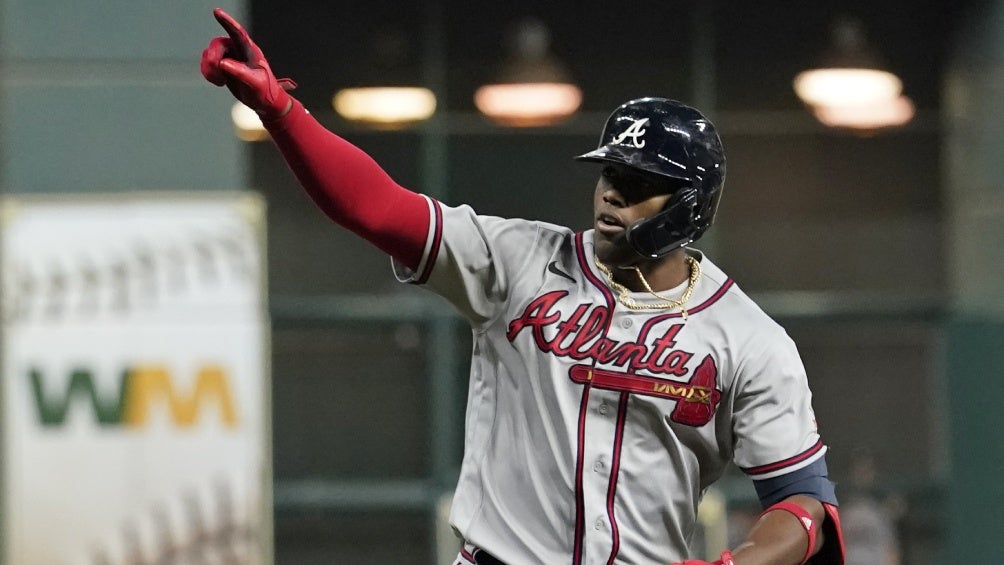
[263,99,430,271]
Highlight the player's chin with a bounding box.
[593,233,634,266]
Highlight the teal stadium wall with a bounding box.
[0,0,246,193]
[946,4,1004,561]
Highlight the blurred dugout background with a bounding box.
[3,0,1003,563]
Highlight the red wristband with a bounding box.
[760,501,818,564]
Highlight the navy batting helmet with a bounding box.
[574,97,726,258]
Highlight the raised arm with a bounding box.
[200,8,430,271]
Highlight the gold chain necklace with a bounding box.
[594,256,701,319]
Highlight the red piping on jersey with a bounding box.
[572,232,615,565]
[631,278,736,331]
[575,232,615,306]
[572,376,592,565]
[416,198,444,284]
[742,439,825,476]
[604,392,630,565]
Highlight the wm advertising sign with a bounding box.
[28,364,240,428]
[1,194,269,565]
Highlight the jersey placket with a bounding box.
[577,311,640,564]
[571,232,638,564]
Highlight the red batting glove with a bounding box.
[673,550,735,565]
[200,8,297,120]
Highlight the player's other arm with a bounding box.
[200,8,429,271]
[675,494,832,565]
[733,495,827,564]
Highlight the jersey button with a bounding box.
[593,459,605,472]
[594,518,605,531]
[620,318,633,329]
[598,403,609,415]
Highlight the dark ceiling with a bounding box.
[247,0,974,299]
[250,0,973,118]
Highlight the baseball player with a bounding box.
[201,8,846,564]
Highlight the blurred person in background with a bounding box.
[841,451,902,565]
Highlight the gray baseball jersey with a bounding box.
[395,198,825,564]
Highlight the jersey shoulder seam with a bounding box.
[478,221,555,331]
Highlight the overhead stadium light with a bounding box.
[333,87,437,128]
[794,68,902,108]
[331,28,438,129]
[793,17,914,131]
[475,18,582,127]
[812,95,915,130]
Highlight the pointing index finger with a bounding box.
[213,8,251,58]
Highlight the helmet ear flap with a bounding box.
[626,187,700,259]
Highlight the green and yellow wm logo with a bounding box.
[29,365,239,428]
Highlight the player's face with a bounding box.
[593,164,677,266]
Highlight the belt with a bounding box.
[474,550,505,565]
[462,542,506,565]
